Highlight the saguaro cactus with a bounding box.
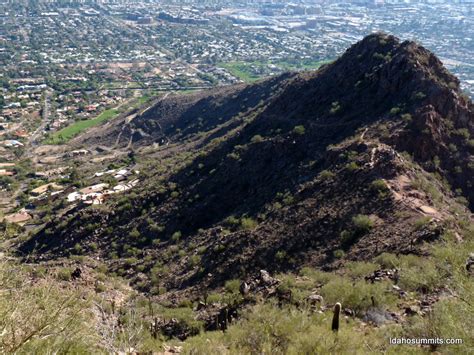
[332,302,342,332]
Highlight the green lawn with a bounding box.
[219,59,333,83]
[219,62,262,83]
[44,108,119,144]
[277,59,332,70]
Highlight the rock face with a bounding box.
[20,33,473,294]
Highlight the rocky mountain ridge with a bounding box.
[20,33,473,298]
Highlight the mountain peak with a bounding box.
[20,34,473,297]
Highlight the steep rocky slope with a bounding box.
[20,33,473,297]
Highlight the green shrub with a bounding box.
[189,255,201,267]
[455,128,470,140]
[149,223,165,234]
[345,162,360,172]
[129,228,140,239]
[401,113,412,122]
[413,216,432,230]
[352,214,374,234]
[397,255,444,292]
[183,301,396,354]
[227,152,240,160]
[57,268,72,281]
[251,135,264,143]
[344,261,379,279]
[318,170,335,181]
[275,250,287,262]
[282,195,295,205]
[370,179,388,196]
[292,125,306,135]
[389,107,401,115]
[413,91,426,100]
[95,283,106,293]
[374,253,400,269]
[373,52,385,60]
[0,262,98,353]
[152,306,203,337]
[89,242,98,251]
[224,279,241,294]
[171,231,182,242]
[73,243,83,255]
[299,267,333,284]
[321,277,396,315]
[240,217,257,230]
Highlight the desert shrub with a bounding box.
[156,306,204,333]
[276,273,316,305]
[171,231,182,242]
[275,250,287,262]
[227,152,240,160]
[370,179,389,197]
[282,195,294,205]
[344,261,379,279]
[240,217,257,230]
[401,113,412,122]
[148,222,165,233]
[73,243,83,255]
[57,267,72,281]
[292,125,306,135]
[124,257,138,267]
[299,267,333,285]
[129,228,140,239]
[413,91,426,100]
[189,255,201,267]
[272,201,282,210]
[318,170,335,181]
[206,293,222,304]
[410,176,443,205]
[345,161,360,172]
[373,52,385,60]
[320,277,396,315]
[397,255,444,293]
[352,214,374,234]
[413,216,432,230]
[95,283,106,293]
[224,279,241,294]
[0,262,98,353]
[251,135,264,143]
[405,297,473,354]
[374,253,400,269]
[225,215,240,227]
[89,242,98,251]
[389,107,401,115]
[454,128,470,140]
[340,230,354,244]
[213,244,226,253]
[183,302,391,354]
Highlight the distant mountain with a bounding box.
[21,33,473,295]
